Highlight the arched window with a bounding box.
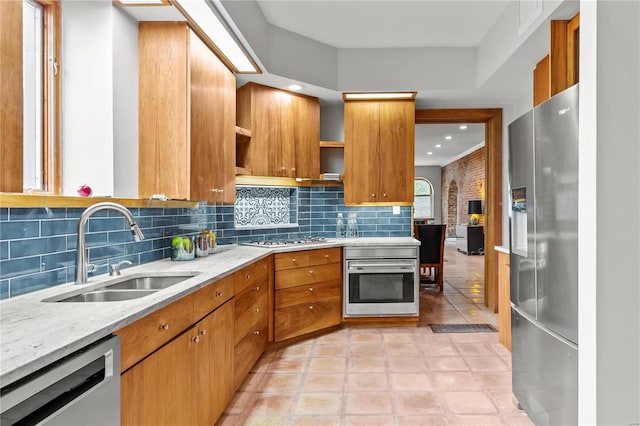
[414,177,434,219]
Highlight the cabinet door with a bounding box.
[344,101,380,204]
[293,95,320,178]
[188,31,236,203]
[378,100,415,202]
[250,85,279,176]
[138,23,189,199]
[196,300,234,425]
[121,328,198,426]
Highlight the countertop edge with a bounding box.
[494,246,509,254]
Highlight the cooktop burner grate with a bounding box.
[240,236,327,247]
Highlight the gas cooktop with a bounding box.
[240,236,327,247]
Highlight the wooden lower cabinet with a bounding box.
[497,250,511,351]
[121,300,234,426]
[274,248,342,342]
[233,258,271,389]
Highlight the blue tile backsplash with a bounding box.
[0,184,411,299]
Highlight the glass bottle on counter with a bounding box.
[336,213,345,238]
[347,212,358,238]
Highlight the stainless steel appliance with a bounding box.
[1,336,120,426]
[508,84,579,425]
[343,246,419,317]
[240,236,327,247]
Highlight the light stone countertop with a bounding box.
[0,237,419,387]
[494,245,510,254]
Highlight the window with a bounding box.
[414,177,434,219]
[22,0,61,193]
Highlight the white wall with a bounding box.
[414,166,442,224]
[579,1,640,424]
[61,1,114,196]
[112,6,138,198]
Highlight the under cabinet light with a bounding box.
[342,92,417,101]
[116,0,169,5]
[172,0,260,73]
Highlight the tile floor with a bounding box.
[217,242,532,425]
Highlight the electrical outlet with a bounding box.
[392,205,400,215]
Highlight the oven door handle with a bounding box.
[348,262,415,270]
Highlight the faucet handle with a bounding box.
[110,260,133,276]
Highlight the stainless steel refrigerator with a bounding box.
[508,84,579,425]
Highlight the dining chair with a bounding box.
[416,224,447,292]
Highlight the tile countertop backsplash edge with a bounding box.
[0,237,418,388]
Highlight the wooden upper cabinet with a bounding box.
[344,99,415,204]
[138,22,236,203]
[533,14,580,107]
[236,82,320,178]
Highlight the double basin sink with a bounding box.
[43,271,200,303]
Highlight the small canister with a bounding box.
[171,236,195,261]
[196,233,209,257]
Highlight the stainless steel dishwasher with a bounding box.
[1,336,120,426]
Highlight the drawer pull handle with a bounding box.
[308,287,314,292]
[308,305,314,310]
[200,329,207,335]
[253,330,260,335]
[159,324,170,331]
[192,336,200,343]
[216,291,224,297]
[254,286,260,291]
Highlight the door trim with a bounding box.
[415,108,503,312]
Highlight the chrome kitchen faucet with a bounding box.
[75,202,145,284]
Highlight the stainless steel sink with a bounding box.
[107,275,194,290]
[43,271,200,303]
[58,290,158,303]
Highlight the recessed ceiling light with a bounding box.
[288,84,302,91]
[459,125,468,130]
[435,144,442,148]
[445,135,452,140]
[427,152,433,155]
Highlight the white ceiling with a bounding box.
[415,123,485,167]
[256,0,510,49]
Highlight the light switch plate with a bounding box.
[392,206,400,215]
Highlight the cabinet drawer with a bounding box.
[275,262,341,290]
[234,322,268,389]
[116,294,194,372]
[192,275,234,321]
[234,294,268,345]
[275,279,341,309]
[275,247,341,270]
[234,257,270,294]
[234,277,267,319]
[274,296,341,342]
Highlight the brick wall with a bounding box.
[441,147,486,236]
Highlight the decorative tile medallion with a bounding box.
[235,187,294,228]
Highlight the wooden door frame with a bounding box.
[415,108,502,312]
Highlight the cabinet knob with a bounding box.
[263,264,267,269]
[200,329,207,335]
[192,336,200,343]
[253,330,260,335]
[216,291,224,297]
[308,270,314,274]
[291,167,296,172]
[246,274,251,279]
[371,193,375,197]
[291,258,297,263]
[159,323,170,331]
[255,308,260,313]
[383,193,387,197]
[324,255,329,259]
[308,305,314,310]
[308,287,314,292]
[254,286,260,291]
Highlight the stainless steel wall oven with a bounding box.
[344,246,419,317]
